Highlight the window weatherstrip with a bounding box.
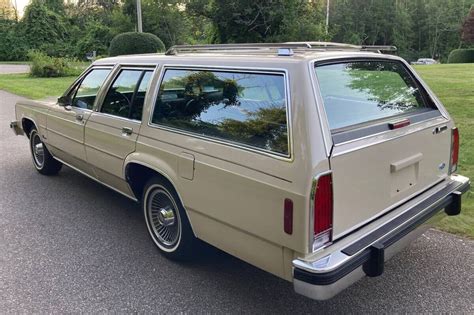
[147,65,293,161]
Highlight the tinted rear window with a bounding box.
[315,60,431,130]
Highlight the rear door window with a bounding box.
[101,68,153,120]
[315,60,435,131]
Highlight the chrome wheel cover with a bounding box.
[146,186,181,250]
[31,132,44,168]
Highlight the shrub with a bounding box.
[448,49,474,63]
[28,50,74,77]
[109,32,165,56]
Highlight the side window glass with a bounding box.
[72,69,111,110]
[130,71,153,120]
[101,70,142,118]
[152,69,289,156]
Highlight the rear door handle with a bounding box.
[122,127,133,136]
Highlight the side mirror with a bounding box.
[58,95,71,106]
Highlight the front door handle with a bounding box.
[122,127,133,136]
[76,114,84,122]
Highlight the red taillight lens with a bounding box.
[312,173,333,251]
[450,127,459,174]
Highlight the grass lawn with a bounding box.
[0,63,472,237]
[0,74,76,99]
[413,64,474,238]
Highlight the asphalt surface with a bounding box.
[0,64,30,74]
[1,90,473,313]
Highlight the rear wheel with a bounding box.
[143,177,197,260]
[29,128,62,175]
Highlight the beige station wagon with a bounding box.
[10,42,470,300]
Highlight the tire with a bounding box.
[143,176,197,260]
[29,127,62,175]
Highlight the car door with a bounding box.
[47,67,112,175]
[84,66,155,196]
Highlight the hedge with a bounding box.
[447,49,474,63]
[109,32,165,56]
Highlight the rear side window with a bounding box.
[315,60,432,130]
[152,69,289,156]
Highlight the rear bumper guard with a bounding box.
[292,175,470,300]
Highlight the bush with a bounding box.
[109,32,165,56]
[448,49,474,63]
[28,50,75,77]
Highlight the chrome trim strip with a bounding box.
[146,64,294,162]
[53,155,138,202]
[89,112,142,124]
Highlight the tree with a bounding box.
[461,5,474,44]
[187,0,327,43]
[20,0,68,52]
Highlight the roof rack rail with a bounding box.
[165,42,397,56]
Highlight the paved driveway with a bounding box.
[0,64,30,74]
[1,90,473,313]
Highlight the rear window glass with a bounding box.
[315,60,430,130]
[152,69,289,156]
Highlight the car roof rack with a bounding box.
[165,42,397,56]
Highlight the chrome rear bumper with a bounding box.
[292,174,470,300]
[10,120,23,136]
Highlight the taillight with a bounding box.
[450,127,459,174]
[312,173,333,251]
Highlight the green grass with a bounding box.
[413,64,474,238]
[0,63,472,237]
[0,73,76,99]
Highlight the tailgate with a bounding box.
[314,58,452,238]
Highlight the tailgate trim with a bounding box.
[341,180,469,256]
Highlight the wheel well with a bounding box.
[22,118,36,138]
[126,163,173,201]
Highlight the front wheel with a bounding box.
[143,177,198,260]
[29,128,62,175]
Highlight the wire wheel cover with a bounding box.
[31,133,44,168]
[147,187,181,248]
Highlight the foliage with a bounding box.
[0,20,28,61]
[109,32,165,56]
[28,50,80,77]
[0,0,473,63]
[329,0,472,62]
[187,0,327,43]
[19,0,68,55]
[462,5,474,43]
[448,49,474,63]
